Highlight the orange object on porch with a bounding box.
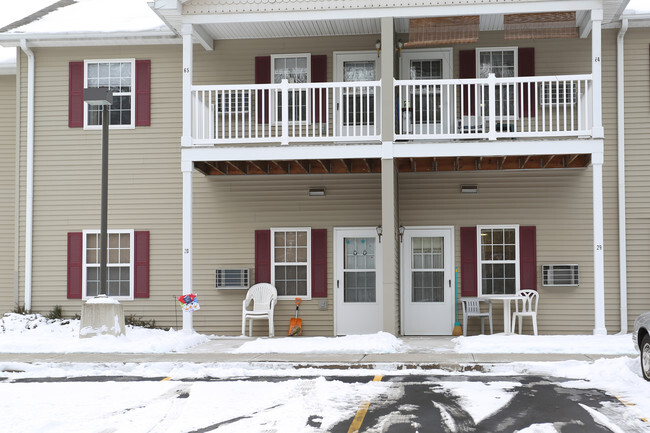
[288,297,303,336]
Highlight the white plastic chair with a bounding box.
[461,297,493,336]
[512,290,539,335]
[242,283,278,337]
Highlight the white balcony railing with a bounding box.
[394,74,593,141]
[191,74,593,145]
[192,80,381,145]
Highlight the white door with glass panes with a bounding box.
[333,52,380,137]
[402,227,454,335]
[399,49,453,135]
[334,228,383,335]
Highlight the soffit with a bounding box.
[190,12,589,40]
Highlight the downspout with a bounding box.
[14,47,21,309]
[617,19,629,333]
[20,39,34,312]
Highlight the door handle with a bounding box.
[337,280,340,289]
[449,280,451,287]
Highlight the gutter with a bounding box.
[19,39,34,312]
[617,19,629,334]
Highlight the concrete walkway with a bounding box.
[0,336,633,369]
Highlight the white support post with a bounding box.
[182,25,194,147]
[487,73,497,141]
[592,150,607,335]
[380,17,394,143]
[591,10,604,138]
[281,79,289,145]
[182,160,194,333]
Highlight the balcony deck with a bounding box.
[192,74,594,146]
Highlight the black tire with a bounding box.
[641,334,650,381]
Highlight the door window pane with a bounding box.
[343,237,376,303]
[411,237,444,302]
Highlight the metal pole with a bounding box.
[99,104,109,296]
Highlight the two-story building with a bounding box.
[1,0,649,337]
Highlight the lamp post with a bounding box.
[83,87,113,297]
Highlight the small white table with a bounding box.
[484,295,524,334]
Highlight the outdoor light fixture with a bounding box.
[461,184,479,194]
[376,225,383,242]
[84,87,114,296]
[399,225,406,242]
[395,40,404,57]
[308,187,326,196]
[375,39,381,57]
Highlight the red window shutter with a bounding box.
[69,62,84,128]
[255,230,271,284]
[518,48,536,117]
[255,56,271,124]
[519,226,537,290]
[67,232,83,299]
[459,50,476,116]
[460,227,478,296]
[311,228,327,298]
[135,60,151,126]
[134,231,150,298]
[311,55,328,123]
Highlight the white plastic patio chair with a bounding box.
[241,283,278,337]
[512,289,539,335]
[461,297,493,336]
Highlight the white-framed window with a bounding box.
[271,227,311,300]
[82,229,134,299]
[84,59,136,129]
[270,54,311,124]
[477,225,520,296]
[476,48,518,118]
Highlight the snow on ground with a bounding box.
[1,313,650,432]
[0,313,209,353]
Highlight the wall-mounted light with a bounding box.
[308,187,326,196]
[398,225,405,242]
[376,225,383,242]
[460,184,478,194]
[395,40,404,58]
[375,39,381,57]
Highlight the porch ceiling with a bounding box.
[194,153,591,175]
[195,12,590,40]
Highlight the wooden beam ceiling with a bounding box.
[195,154,591,176]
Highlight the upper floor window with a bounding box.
[84,59,135,129]
[270,54,311,123]
[477,48,517,117]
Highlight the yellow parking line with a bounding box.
[161,377,172,381]
[347,375,383,433]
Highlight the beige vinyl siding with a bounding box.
[192,173,381,335]
[0,75,16,312]
[400,169,597,334]
[622,28,650,329]
[17,45,183,324]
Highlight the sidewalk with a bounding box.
[0,336,633,369]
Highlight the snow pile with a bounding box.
[452,333,636,355]
[0,313,209,353]
[232,331,404,354]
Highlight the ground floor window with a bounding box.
[83,230,134,299]
[477,225,519,296]
[271,228,311,299]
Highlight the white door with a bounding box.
[402,227,454,335]
[333,52,381,137]
[334,228,383,335]
[399,48,453,135]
